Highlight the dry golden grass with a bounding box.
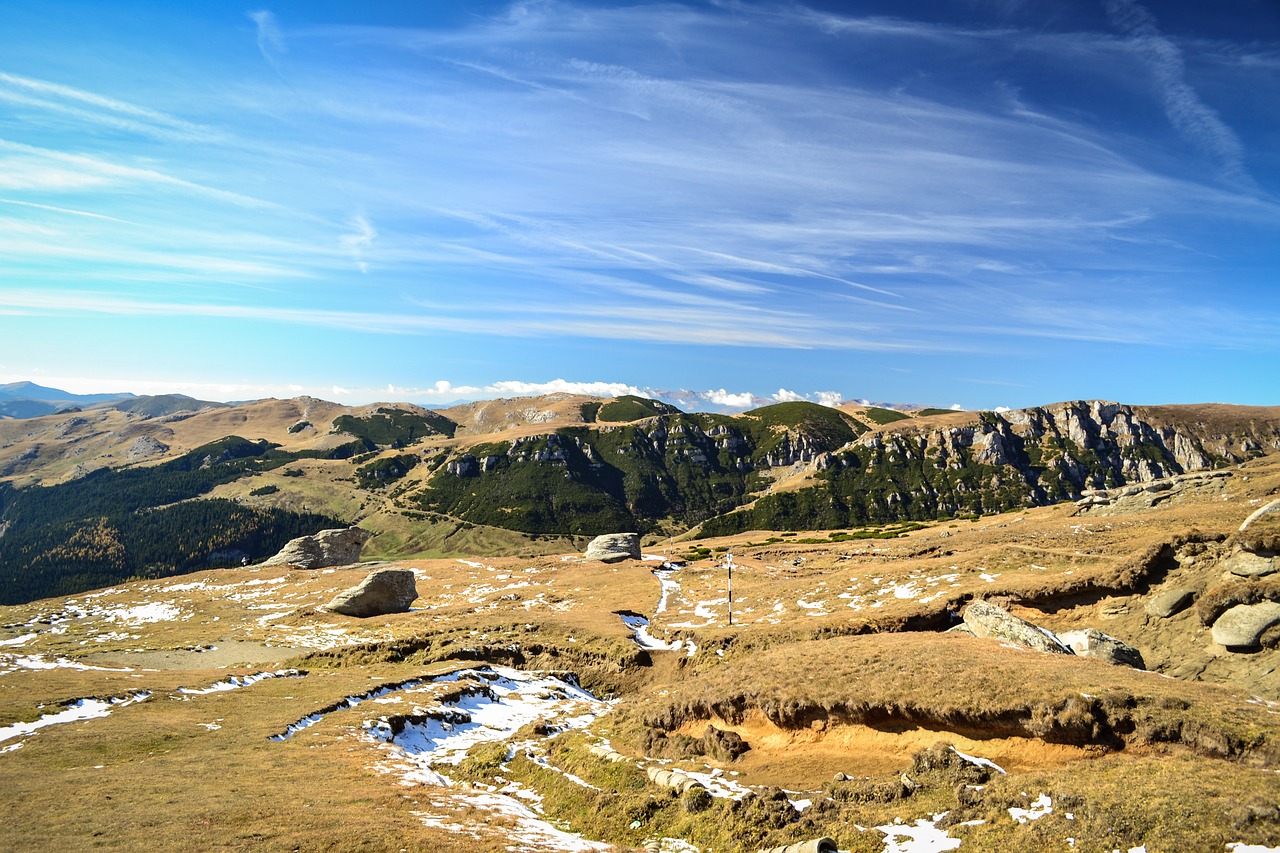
[4,451,1280,850]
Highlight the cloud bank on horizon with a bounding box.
[0,0,1277,409]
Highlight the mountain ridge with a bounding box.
[1,391,1277,604]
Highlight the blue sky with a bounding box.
[1,0,1277,411]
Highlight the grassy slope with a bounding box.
[5,457,1280,849]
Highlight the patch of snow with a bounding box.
[950,746,1007,774]
[619,614,683,652]
[177,669,304,697]
[694,599,726,619]
[674,767,753,800]
[654,570,680,614]
[367,667,608,769]
[0,633,37,647]
[270,676,431,740]
[979,573,999,583]
[0,692,151,744]
[158,580,208,592]
[1,654,133,675]
[1009,793,1053,823]
[416,789,610,851]
[367,667,616,849]
[888,581,922,599]
[102,603,184,624]
[872,812,969,852]
[1226,844,1280,852]
[90,631,139,644]
[643,840,700,853]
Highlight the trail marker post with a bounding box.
[727,551,733,626]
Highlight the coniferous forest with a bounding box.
[0,437,343,605]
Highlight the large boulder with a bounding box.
[262,527,372,569]
[1057,628,1146,669]
[1145,588,1197,618]
[584,533,641,563]
[326,568,418,617]
[1238,498,1280,553]
[961,601,1073,655]
[1212,602,1280,648]
[1224,549,1279,579]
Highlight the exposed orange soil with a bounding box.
[677,709,1101,786]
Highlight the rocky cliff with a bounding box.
[418,403,865,535]
[701,401,1280,535]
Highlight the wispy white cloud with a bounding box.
[1,1,1276,407]
[0,197,133,223]
[249,11,287,66]
[0,139,281,209]
[0,72,219,143]
[340,211,376,273]
[1102,0,1251,185]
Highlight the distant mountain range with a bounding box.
[1,386,1278,605]
[0,381,225,420]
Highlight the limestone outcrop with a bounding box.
[1225,550,1279,579]
[326,568,417,617]
[127,435,169,459]
[584,533,641,563]
[645,765,706,794]
[263,527,372,569]
[961,601,1073,655]
[1058,628,1146,669]
[1212,602,1280,649]
[1225,498,1280,577]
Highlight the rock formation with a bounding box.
[961,601,1073,655]
[127,435,169,460]
[1058,628,1146,669]
[645,765,706,794]
[326,568,418,617]
[262,527,372,569]
[1212,602,1280,649]
[584,533,641,563]
[1146,588,1196,619]
[1228,498,1280,576]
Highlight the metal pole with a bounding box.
[727,551,733,626]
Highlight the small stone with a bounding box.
[1146,588,1197,618]
[1212,602,1280,648]
[1097,601,1130,619]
